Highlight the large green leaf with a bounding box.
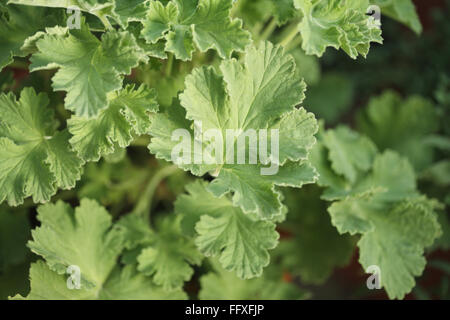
[17,199,186,299]
[149,42,318,220]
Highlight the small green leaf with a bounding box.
[293,0,383,58]
[68,84,158,161]
[141,0,251,60]
[136,216,203,291]
[176,181,279,279]
[0,88,83,206]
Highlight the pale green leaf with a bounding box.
[28,199,124,288]
[149,42,318,220]
[269,0,296,26]
[30,23,147,117]
[322,126,377,184]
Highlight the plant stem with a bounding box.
[99,14,113,31]
[259,18,277,42]
[133,165,179,223]
[165,53,174,77]
[286,34,302,52]
[131,135,151,147]
[280,25,299,48]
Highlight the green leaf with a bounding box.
[322,126,377,184]
[13,261,186,300]
[117,213,155,250]
[309,140,350,195]
[0,88,83,206]
[330,196,441,299]
[128,22,168,59]
[328,151,442,299]
[232,0,272,28]
[207,162,318,220]
[68,84,158,161]
[357,90,440,172]
[371,0,422,34]
[269,0,296,26]
[135,215,203,291]
[30,23,147,117]
[149,42,318,220]
[141,0,251,60]
[176,181,279,279]
[0,4,64,70]
[13,261,92,300]
[16,199,188,299]
[293,0,383,58]
[112,0,149,28]
[28,199,124,288]
[199,259,309,300]
[99,264,187,300]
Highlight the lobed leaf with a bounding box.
[141,0,251,60]
[68,84,158,161]
[293,0,383,58]
[149,41,319,220]
[30,23,147,117]
[0,88,83,206]
[176,181,279,279]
